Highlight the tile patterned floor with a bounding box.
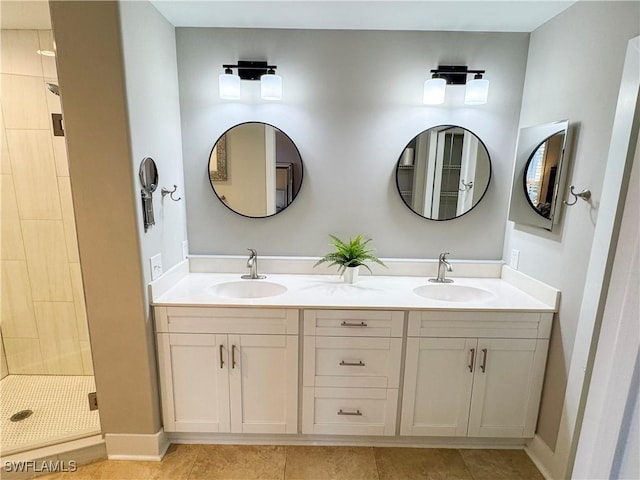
[31,444,544,480]
[0,375,101,455]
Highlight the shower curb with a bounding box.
[0,434,105,480]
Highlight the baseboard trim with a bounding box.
[167,432,528,449]
[525,434,555,480]
[105,430,169,461]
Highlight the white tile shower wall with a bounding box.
[0,29,93,375]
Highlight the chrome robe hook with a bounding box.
[564,185,591,206]
[161,185,181,202]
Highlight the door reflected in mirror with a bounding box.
[208,122,303,218]
[508,120,569,231]
[395,125,491,221]
[523,132,565,219]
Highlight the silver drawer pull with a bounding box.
[481,348,488,373]
[337,409,362,416]
[341,321,368,327]
[232,345,238,369]
[339,360,365,367]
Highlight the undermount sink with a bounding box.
[413,283,494,303]
[210,280,288,299]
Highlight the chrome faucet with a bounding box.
[241,249,266,280]
[429,252,453,283]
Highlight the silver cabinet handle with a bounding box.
[341,321,367,327]
[468,348,475,372]
[340,360,365,367]
[232,345,237,369]
[219,344,225,369]
[337,409,362,416]
[481,348,488,373]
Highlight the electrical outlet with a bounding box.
[182,240,189,260]
[510,249,520,270]
[150,253,163,280]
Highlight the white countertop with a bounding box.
[151,271,557,312]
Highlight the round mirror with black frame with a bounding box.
[522,131,565,220]
[208,122,304,218]
[395,125,491,221]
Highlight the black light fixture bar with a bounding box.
[223,61,278,80]
[430,65,485,85]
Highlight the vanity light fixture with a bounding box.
[219,61,281,100]
[423,65,489,106]
[464,73,490,105]
[423,74,447,105]
[261,68,282,100]
[219,67,241,100]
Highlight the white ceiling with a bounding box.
[150,0,577,32]
[0,0,578,33]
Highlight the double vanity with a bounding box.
[172,112,567,445]
[150,258,558,446]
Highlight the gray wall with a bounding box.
[503,1,640,450]
[120,1,188,288]
[177,28,529,259]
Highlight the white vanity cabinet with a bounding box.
[302,309,403,435]
[157,333,231,433]
[400,311,551,438]
[155,307,298,434]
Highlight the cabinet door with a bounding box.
[229,334,298,434]
[157,333,230,432]
[468,338,548,437]
[401,337,476,436]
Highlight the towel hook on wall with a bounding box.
[564,185,591,206]
[161,185,181,202]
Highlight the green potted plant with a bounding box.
[314,234,386,283]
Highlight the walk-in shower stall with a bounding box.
[1,16,101,455]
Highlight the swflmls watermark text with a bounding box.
[3,460,77,473]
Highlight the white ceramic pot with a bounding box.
[343,265,360,284]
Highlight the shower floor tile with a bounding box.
[0,375,100,455]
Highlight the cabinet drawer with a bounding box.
[304,310,403,337]
[304,336,402,388]
[302,387,398,436]
[408,311,552,339]
[155,306,298,334]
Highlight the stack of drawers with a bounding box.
[302,309,404,435]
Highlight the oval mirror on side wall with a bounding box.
[208,122,304,218]
[395,125,491,221]
[508,120,569,231]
